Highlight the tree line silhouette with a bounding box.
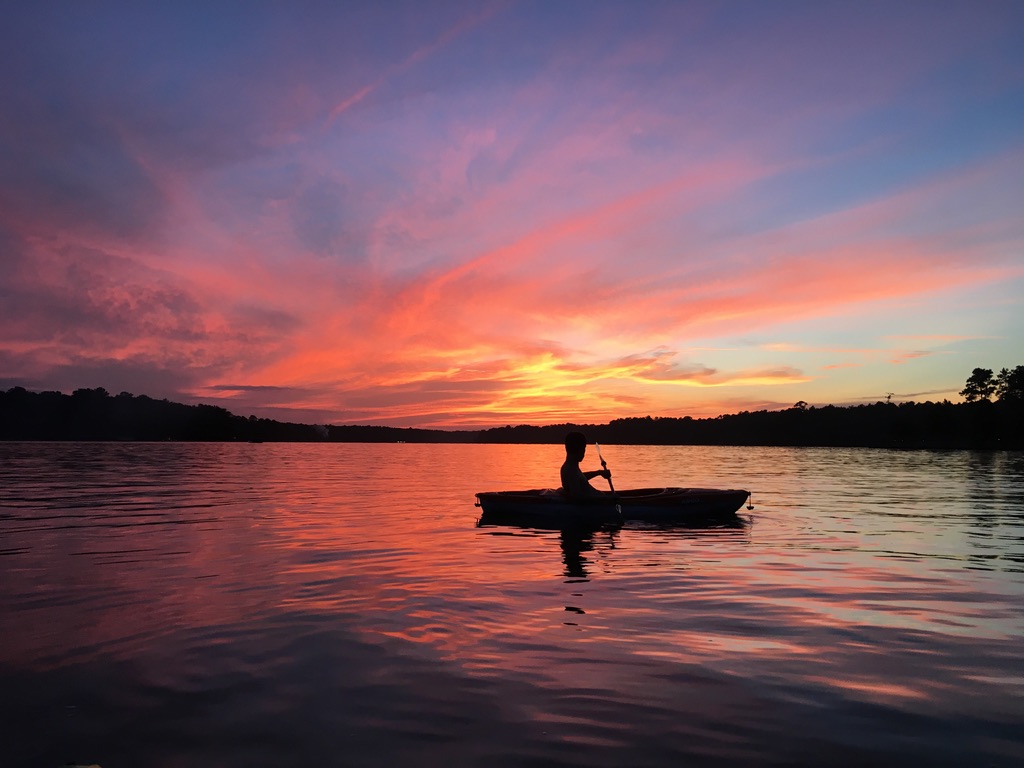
[1,364,1021,448]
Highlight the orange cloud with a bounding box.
[181,147,1020,425]
[889,350,943,365]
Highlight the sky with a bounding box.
[1,1,1022,428]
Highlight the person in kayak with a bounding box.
[560,431,611,499]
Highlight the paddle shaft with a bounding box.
[595,442,622,517]
[595,443,616,495]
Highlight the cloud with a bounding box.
[325,3,503,124]
[889,350,938,365]
[0,240,203,344]
[0,223,312,404]
[590,353,809,388]
[206,384,294,393]
[897,388,961,399]
[883,334,987,343]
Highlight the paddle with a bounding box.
[595,442,622,517]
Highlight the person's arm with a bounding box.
[561,462,608,498]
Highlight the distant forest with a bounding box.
[1,365,1022,449]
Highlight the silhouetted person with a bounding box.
[560,431,611,499]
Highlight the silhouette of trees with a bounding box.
[960,368,997,402]
[0,387,323,441]
[1,365,1021,449]
[995,366,1024,402]
[957,365,1023,404]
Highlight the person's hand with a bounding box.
[600,469,611,480]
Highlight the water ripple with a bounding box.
[1,442,1022,766]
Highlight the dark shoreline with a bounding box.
[2,387,1021,450]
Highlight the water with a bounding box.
[1,442,1022,767]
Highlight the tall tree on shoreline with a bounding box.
[960,368,997,402]
[995,366,1024,402]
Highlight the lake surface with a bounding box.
[1,442,1022,767]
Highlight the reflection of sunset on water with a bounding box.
[2,442,1022,765]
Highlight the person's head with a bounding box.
[564,431,587,461]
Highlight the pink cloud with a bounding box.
[889,350,939,365]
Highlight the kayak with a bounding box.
[475,487,750,525]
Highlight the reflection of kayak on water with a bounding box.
[475,487,751,525]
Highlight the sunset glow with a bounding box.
[2,2,1022,427]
